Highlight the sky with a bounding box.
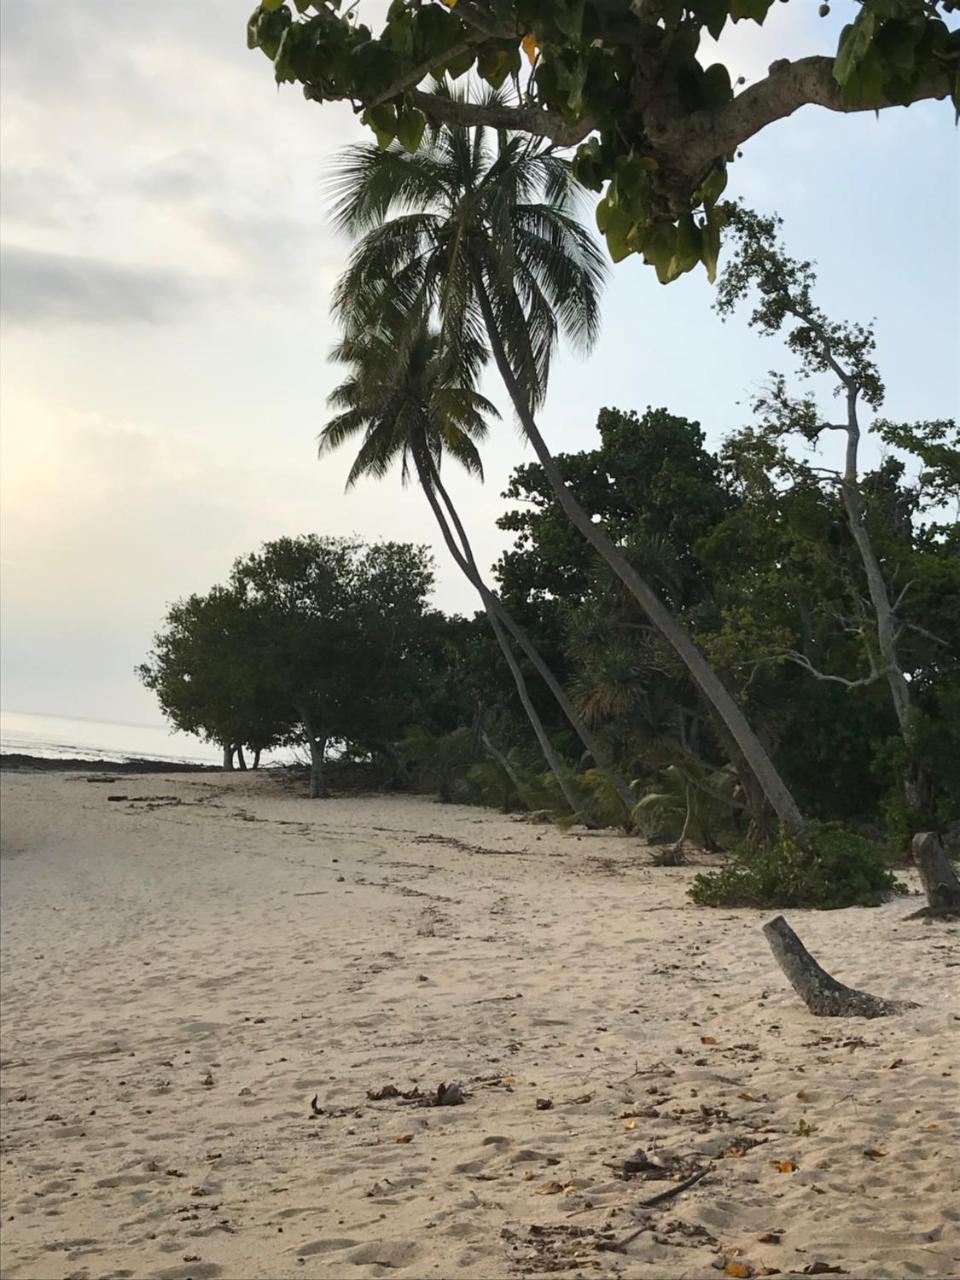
[1,0,958,728]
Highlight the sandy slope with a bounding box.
[0,769,957,1280]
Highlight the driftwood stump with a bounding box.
[763,915,918,1018]
[909,832,960,918]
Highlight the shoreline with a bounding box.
[0,751,221,774]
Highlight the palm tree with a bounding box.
[326,86,806,838]
[320,319,587,816]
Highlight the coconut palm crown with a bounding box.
[325,83,608,415]
[320,321,498,490]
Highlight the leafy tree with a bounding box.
[716,205,959,822]
[230,535,436,796]
[138,585,288,766]
[247,0,958,277]
[327,95,808,836]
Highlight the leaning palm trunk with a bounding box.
[426,463,635,815]
[473,278,806,839]
[415,461,580,818]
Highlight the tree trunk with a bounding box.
[300,709,327,799]
[473,278,806,839]
[481,731,526,797]
[910,832,960,917]
[252,748,262,770]
[762,915,918,1017]
[428,462,636,817]
[222,744,234,770]
[236,746,248,771]
[417,462,581,819]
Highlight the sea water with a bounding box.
[0,709,221,764]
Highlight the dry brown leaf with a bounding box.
[862,1148,886,1160]
[757,1232,782,1244]
[724,1263,752,1278]
[623,1119,637,1131]
[796,1090,810,1102]
[739,1091,757,1101]
[926,1122,940,1130]
[535,1181,567,1196]
[501,1076,517,1086]
[701,1036,718,1045]
[770,1160,795,1174]
[395,1134,414,1144]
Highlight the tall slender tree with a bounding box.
[320,321,586,815]
[327,87,806,837]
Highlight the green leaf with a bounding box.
[596,198,635,263]
[396,105,426,154]
[640,220,678,277]
[695,161,728,207]
[362,103,397,149]
[691,0,729,41]
[261,0,286,11]
[834,12,877,86]
[701,62,733,107]
[673,213,703,275]
[701,214,721,283]
[730,0,773,22]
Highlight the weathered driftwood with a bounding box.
[763,915,918,1018]
[909,832,960,918]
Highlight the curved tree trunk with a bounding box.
[222,744,235,770]
[417,467,581,819]
[236,746,248,771]
[428,464,635,818]
[473,279,806,839]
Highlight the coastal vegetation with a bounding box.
[140,0,959,906]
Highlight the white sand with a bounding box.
[1,769,957,1280]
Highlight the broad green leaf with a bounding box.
[702,62,733,107]
[261,0,286,11]
[834,11,877,86]
[396,106,426,154]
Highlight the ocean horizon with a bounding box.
[0,708,223,765]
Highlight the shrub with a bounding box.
[688,821,905,909]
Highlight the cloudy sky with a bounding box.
[1,1,957,729]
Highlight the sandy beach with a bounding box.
[0,769,957,1280]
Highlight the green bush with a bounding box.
[688,821,905,909]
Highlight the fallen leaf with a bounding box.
[769,1161,796,1174]
[501,1076,517,1087]
[535,1181,567,1196]
[888,1058,904,1070]
[926,1122,940,1130]
[724,1263,751,1278]
[623,1119,637,1130]
[395,1134,414,1144]
[757,1232,782,1244]
[862,1148,886,1160]
[739,1091,757,1101]
[796,1090,810,1102]
[701,1036,718,1045]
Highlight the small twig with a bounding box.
[293,891,328,897]
[638,1163,712,1208]
[598,1165,713,1253]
